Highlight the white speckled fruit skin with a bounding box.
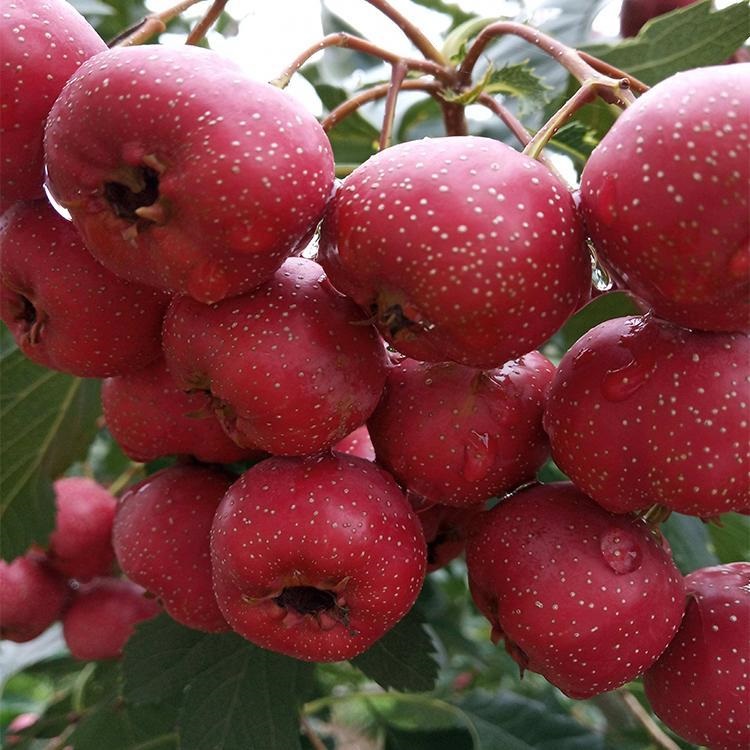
[580,65,750,333]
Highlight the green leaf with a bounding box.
[582,0,750,86]
[302,76,380,165]
[454,690,606,750]
[410,0,474,30]
[549,292,642,357]
[480,63,550,110]
[122,614,216,704]
[385,726,473,750]
[0,351,101,560]
[548,121,600,170]
[350,606,440,692]
[178,637,315,750]
[661,513,720,575]
[66,701,179,750]
[708,513,750,564]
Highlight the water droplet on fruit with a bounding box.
[461,431,494,482]
[600,528,642,574]
[601,355,654,402]
[589,244,614,291]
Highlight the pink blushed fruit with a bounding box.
[62,577,160,660]
[0,0,105,202]
[644,563,750,750]
[367,352,555,507]
[210,453,427,661]
[319,135,590,368]
[162,257,389,456]
[580,65,750,333]
[47,476,117,582]
[543,315,749,517]
[0,200,169,377]
[465,482,686,698]
[44,44,334,303]
[113,465,234,633]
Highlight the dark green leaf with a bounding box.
[583,0,750,86]
[0,350,101,560]
[178,637,315,750]
[385,726,473,750]
[351,606,440,692]
[454,690,606,750]
[480,63,550,111]
[548,121,600,170]
[122,614,215,704]
[661,513,720,575]
[551,292,642,355]
[708,513,750,564]
[66,701,179,750]
[302,78,380,165]
[395,96,444,143]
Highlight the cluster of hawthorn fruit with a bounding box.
[0,1,748,749]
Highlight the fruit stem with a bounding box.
[185,0,229,46]
[617,690,682,750]
[641,503,672,528]
[362,0,446,64]
[109,0,209,47]
[108,463,145,496]
[578,51,650,94]
[476,93,566,181]
[380,62,408,150]
[270,33,450,89]
[321,78,442,132]
[458,21,613,89]
[522,78,632,161]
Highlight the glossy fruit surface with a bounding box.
[580,65,750,332]
[0,200,169,377]
[211,453,427,661]
[466,482,685,698]
[102,358,264,464]
[643,563,750,750]
[163,257,389,455]
[0,0,105,202]
[368,351,555,506]
[319,135,590,368]
[47,477,116,582]
[62,577,160,660]
[114,465,233,632]
[544,315,749,516]
[44,44,334,303]
[0,552,68,642]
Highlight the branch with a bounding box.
[271,32,450,89]
[110,0,207,47]
[186,0,229,46]
[618,690,682,750]
[361,0,446,64]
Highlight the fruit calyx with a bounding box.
[274,585,352,632]
[374,289,429,341]
[7,291,48,346]
[104,157,169,237]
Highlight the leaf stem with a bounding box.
[475,93,565,181]
[271,32,450,89]
[108,462,145,496]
